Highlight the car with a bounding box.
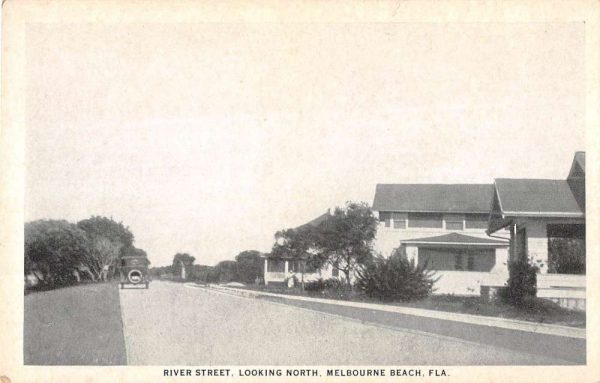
[119,256,151,289]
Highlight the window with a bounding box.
[467,254,474,271]
[445,214,464,230]
[454,254,463,270]
[446,222,464,230]
[465,214,489,229]
[392,212,407,229]
[379,212,391,227]
[408,213,443,228]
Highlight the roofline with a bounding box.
[376,183,493,186]
[371,209,491,214]
[401,241,508,247]
[501,211,584,217]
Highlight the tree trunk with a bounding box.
[344,270,352,289]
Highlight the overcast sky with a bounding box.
[25,22,585,266]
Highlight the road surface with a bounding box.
[118,281,576,365]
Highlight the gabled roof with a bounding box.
[568,151,585,178]
[294,211,330,231]
[402,233,508,247]
[494,178,583,217]
[372,184,494,213]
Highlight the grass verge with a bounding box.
[24,282,127,365]
[235,284,585,328]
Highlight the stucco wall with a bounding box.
[432,271,508,296]
[373,222,509,257]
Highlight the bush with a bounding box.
[504,258,538,307]
[548,238,585,274]
[355,252,438,301]
[304,277,346,292]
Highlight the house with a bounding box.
[372,184,510,295]
[263,211,341,286]
[487,152,586,309]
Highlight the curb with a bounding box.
[202,284,585,339]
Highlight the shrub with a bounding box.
[304,277,346,292]
[355,252,438,301]
[548,238,585,274]
[504,258,538,307]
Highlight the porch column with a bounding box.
[264,258,269,285]
[492,247,509,274]
[284,260,289,276]
[405,245,418,264]
[526,222,549,273]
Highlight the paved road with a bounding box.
[119,281,571,365]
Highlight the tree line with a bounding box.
[25,216,147,290]
[154,201,380,287]
[150,250,263,285]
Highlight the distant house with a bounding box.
[487,152,585,309]
[372,184,510,295]
[263,211,341,286]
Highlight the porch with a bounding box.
[263,257,328,286]
[401,233,510,296]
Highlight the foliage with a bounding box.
[271,227,322,272]
[355,249,438,301]
[548,238,585,275]
[213,260,239,283]
[25,220,89,288]
[304,277,347,292]
[311,202,378,286]
[502,258,539,307]
[234,250,263,284]
[76,216,136,281]
[149,265,173,279]
[171,253,196,280]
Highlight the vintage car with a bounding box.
[119,256,151,289]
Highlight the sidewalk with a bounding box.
[204,284,585,339]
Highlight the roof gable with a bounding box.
[568,151,585,178]
[372,184,494,213]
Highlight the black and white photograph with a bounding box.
[1,1,599,382]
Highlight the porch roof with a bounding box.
[401,233,509,247]
[494,178,584,217]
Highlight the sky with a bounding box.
[25,22,585,266]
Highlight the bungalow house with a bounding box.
[487,152,585,309]
[372,184,510,295]
[263,211,341,286]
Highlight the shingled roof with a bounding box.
[372,184,494,213]
[295,211,330,230]
[494,178,583,216]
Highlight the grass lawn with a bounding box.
[236,284,585,328]
[24,282,127,365]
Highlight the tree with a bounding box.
[214,260,238,283]
[271,227,321,290]
[25,220,89,288]
[77,216,135,281]
[172,253,195,280]
[312,202,378,287]
[234,250,264,284]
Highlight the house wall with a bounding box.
[432,271,508,296]
[373,212,510,257]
